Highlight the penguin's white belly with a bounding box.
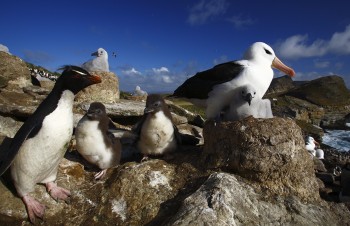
[139,111,176,155]
[11,90,74,196]
[75,119,112,169]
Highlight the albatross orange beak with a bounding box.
[272,57,295,77]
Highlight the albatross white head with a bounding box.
[243,42,295,77]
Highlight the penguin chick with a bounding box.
[75,102,121,180]
[133,94,181,159]
[0,65,101,224]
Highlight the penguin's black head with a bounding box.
[144,94,167,114]
[58,65,102,94]
[87,102,107,120]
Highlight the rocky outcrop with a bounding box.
[265,75,295,97]
[202,117,319,202]
[167,173,350,226]
[270,75,350,130]
[286,75,350,106]
[75,71,120,103]
[0,51,31,89]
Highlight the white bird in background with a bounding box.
[172,42,295,119]
[305,136,324,159]
[133,85,148,96]
[82,47,109,73]
[222,84,273,121]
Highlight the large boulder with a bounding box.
[201,117,320,202]
[167,173,350,226]
[0,52,31,89]
[75,71,120,103]
[0,157,201,226]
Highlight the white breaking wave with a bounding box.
[322,130,350,152]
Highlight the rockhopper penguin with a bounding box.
[0,65,101,223]
[75,102,121,180]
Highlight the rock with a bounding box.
[272,95,325,125]
[0,158,100,226]
[321,105,350,129]
[286,75,350,106]
[75,71,120,104]
[0,115,23,137]
[265,75,295,97]
[167,173,350,226]
[201,117,320,201]
[286,75,350,129]
[168,103,204,127]
[0,156,202,225]
[78,99,145,118]
[82,160,200,226]
[171,112,188,125]
[0,52,31,89]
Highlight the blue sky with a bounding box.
[1,0,350,93]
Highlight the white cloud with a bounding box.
[161,75,173,84]
[276,25,350,59]
[0,44,10,54]
[227,14,254,28]
[152,67,169,74]
[188,0,229,25]
[118,61,203,93]
[121,67,142,76]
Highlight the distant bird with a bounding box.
[0,66,101,223]
[222,84,273,121]
[133,85,148,96]
[132,94,181,159]
[82,47,109,72]
[305,136,319,157]
[315,148,324,159]
[172,42,295,119]
[29,67,58,82]
[112,52,117,58]
[75,102,121,180]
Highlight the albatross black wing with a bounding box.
[173,61,244,99]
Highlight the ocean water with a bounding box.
[322,130,350,152]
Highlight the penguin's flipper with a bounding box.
[132,115,147,136]
[108,119,118,131]
[179,132,200,146]
[173,125,182,145]
[0,122,41,176]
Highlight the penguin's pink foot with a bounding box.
[46,182,71,202]
[94,169,107,180]
[22,194,45,224]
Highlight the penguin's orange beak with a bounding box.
[90,75,102,84]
